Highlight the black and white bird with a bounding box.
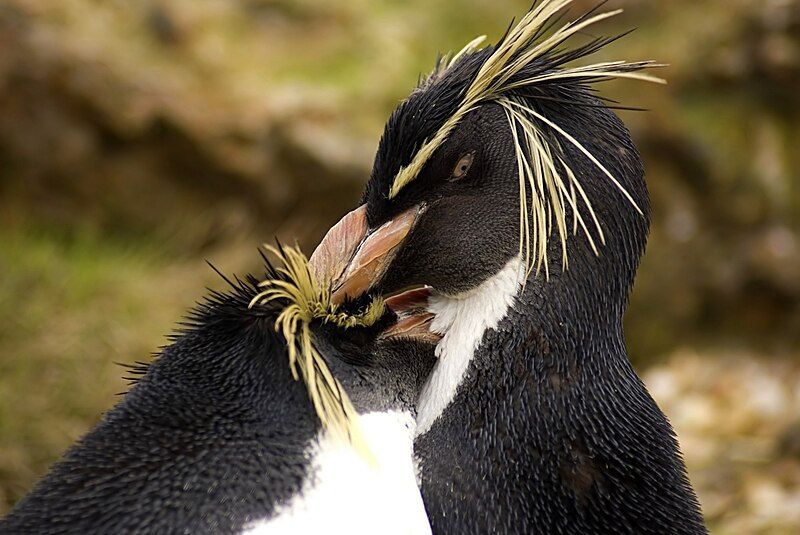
[1,207,438,534]
[3,1,708,534]
[319,1,708,533]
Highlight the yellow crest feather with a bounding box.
[388,0,665,277]
[249,245,385,458]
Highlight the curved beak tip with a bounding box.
[307,203,436,343]
[310,204,423,306]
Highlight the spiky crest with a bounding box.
[249,245,384,459]
[388,0,665,277]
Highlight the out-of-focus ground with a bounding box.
[0,0,798,531]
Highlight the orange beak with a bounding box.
[308,203,425,306]
[380,288,438,343]
[307,203,438,343]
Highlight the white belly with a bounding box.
[243,411,431,535]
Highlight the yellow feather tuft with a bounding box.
[249,245,385,460]
[387,0,665,277]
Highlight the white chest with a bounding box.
[243,411,430,535]
[416,256,523,436]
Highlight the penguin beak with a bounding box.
[380,287,439,343]
[309,203,425,305]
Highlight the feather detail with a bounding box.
[387,0,665,276]
[249,244,384,462]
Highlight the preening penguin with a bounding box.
[317,1,708,533]
[2,1,709,533]
[1,206,437,535]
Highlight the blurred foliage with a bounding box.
[0,0,798,530]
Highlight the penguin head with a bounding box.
[308,285,438,415]
[251,235,439,441]
[321,5,660,305]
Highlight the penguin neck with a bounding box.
[416,253,635,436]
[416,255,525,436]
[415,253,706,533]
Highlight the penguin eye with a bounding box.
[450,152,474,181]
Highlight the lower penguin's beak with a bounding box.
[308,203,425,305]
[380,288,438,343]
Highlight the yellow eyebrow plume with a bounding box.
[387,0,664,278]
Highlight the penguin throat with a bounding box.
[415,255,524,436]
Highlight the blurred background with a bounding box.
[0,0,798,531]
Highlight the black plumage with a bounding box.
[0,265,434,534]
[358,10,708,535]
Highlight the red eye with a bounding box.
[451,152,474,180]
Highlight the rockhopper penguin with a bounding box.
[320,1,708,533]
[1,205,438,534]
